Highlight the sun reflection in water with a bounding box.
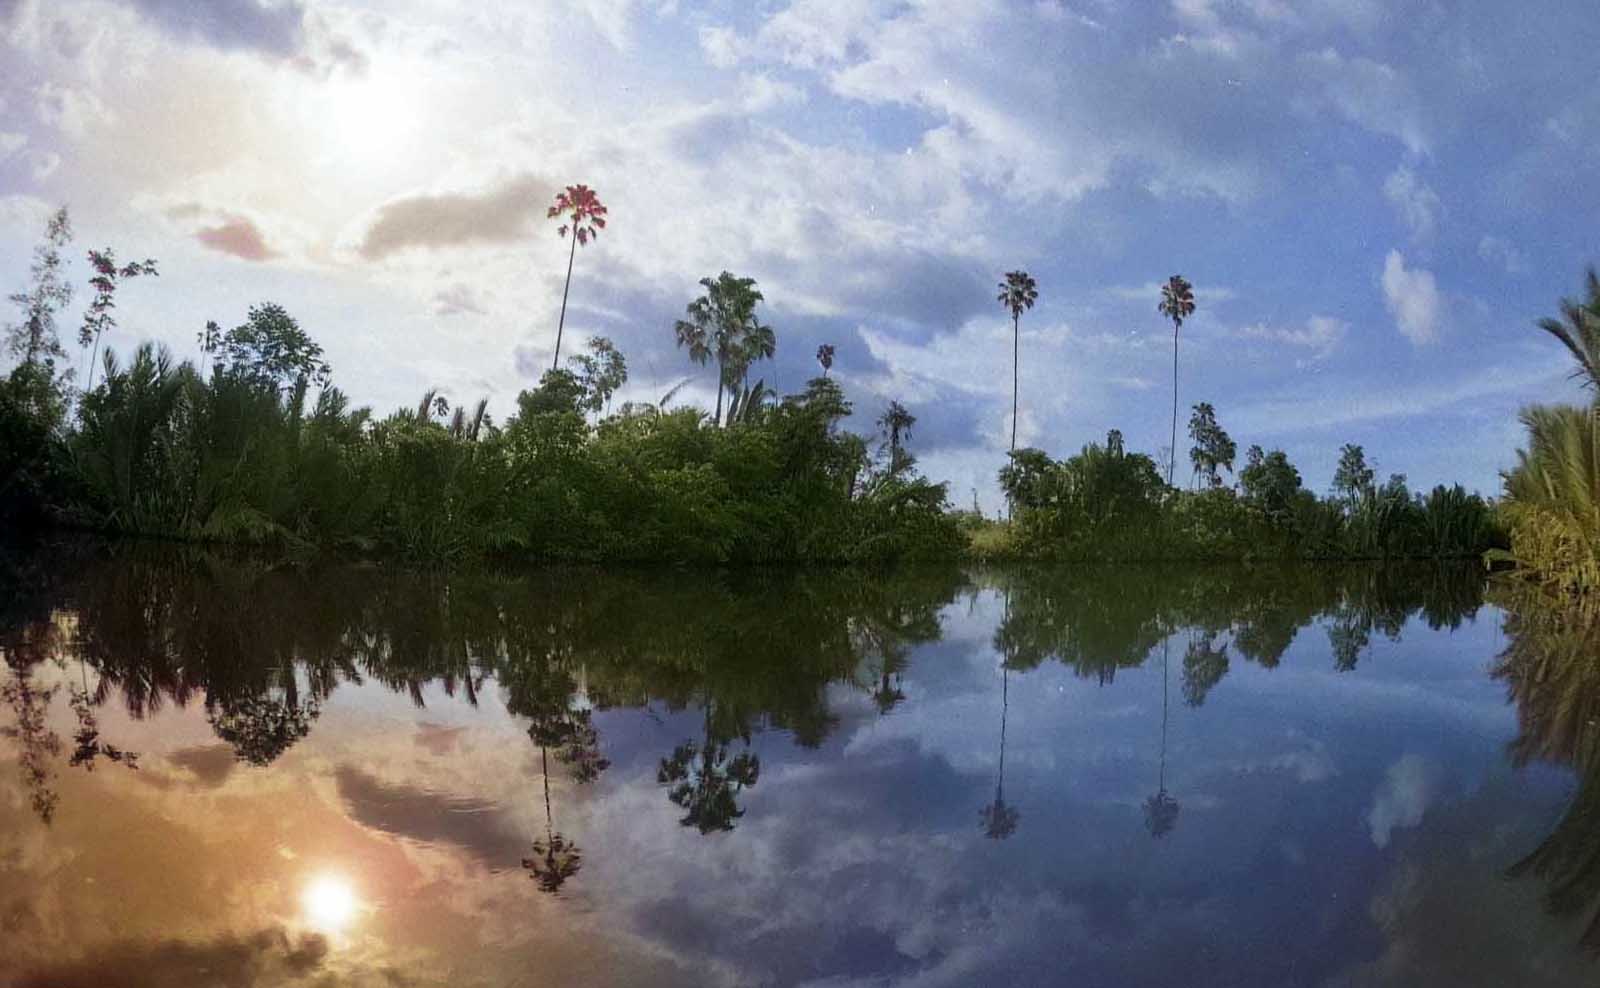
[301,873,359,934]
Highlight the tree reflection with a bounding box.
[658,702,761,834]
[1494,591,1600,950]
[1143,637,1181,839]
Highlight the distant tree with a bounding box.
[673,272,765,426]
[1534,266,1600,392]
[1333,443,1375,504]
[546,184,608,369]
[217,302,331,392]
[996,270,1039,452]
[998,447,1054,511]
[816,343,835,377]
[1187,402,1236,488]
[79,248,158,391]
[878,400,917,475]
[518,369,588,417]
[5,206,74,377]
[568,335,628,414]
[1158,275,1196,487]
[1240,445,1302,522]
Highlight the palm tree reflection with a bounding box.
[1144,637,1180,839]
[981,590,1020,840]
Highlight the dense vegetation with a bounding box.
[0,206,1507,564]
[1494,269,1600,595]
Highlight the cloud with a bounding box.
[0,130,25,161]
[9,928,338,988]
[433,283,488,317]
[334,765,528,869]
[1381,249,1440,345]
[1299,48,1430,155]
[123,0,307,57]
[1237,315,1347,359]
[1477,234,1527,275]
[193,215,280,261]
[1382,165,1441,242]
[1366,753,1433,848]
[166,744,237,787]
[357,174,553,260]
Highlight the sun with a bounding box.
[301,873,359,933]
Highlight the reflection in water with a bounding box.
[19,543,1600,983]
[302,873,359,934]
[1495,590,1600,951]
[1144,639,1180,840]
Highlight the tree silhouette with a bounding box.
[878,401,917,476]
[546,184,608,370]
[1157,275,1196,488]
[996,271,1039,454]
[79,248,158,392]
[816,343,835,377]
[5,205,74,376]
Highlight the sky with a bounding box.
[2,0,1598,511]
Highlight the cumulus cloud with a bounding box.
[1381,249,1440,345]
[1382,165,1441,242]
[334,765,527,869]
[1367,753,1434,848]
[1477,234,1527,275]
[357,175,553,260]
[1238,315,1347,359]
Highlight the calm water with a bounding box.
[2,545,1597,987]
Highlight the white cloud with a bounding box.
[1299,48,1430,155]
[1382,165,1441,242]
[1367,753,1433,848]
[0,131,26,161]
[1381,249,1440,345]
[1477,234,1527,275]
[1237,315,1347,359]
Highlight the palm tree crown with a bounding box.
[1158,274,1195,329]
[1535,266,1600,393]
[546,183,609,371]
[997,270,1038,320]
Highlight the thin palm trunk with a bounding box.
[1168,326,1179,487]
[1011,312,1020,452]
[552,233,578,371]
[541,744,553,842]
[86,330,103,393]
[714,365,724,427]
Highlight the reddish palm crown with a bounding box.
[547,184,608,246]
[1158,275,1195,330]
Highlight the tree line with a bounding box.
[0,201,1513,563]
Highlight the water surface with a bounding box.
[1,546,1594,986]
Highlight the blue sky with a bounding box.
[2,0,1597,509]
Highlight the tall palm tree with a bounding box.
[546,184,608,370]
[996,271,1039,452]
[1535,266,1600,393]
[1158,275,1196,487]
[816,343,835,377]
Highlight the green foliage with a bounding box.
[992,433,1500,563]
[1187,402,1235,488]
[213,302,331,391]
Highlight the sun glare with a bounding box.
[301,873,359,933]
